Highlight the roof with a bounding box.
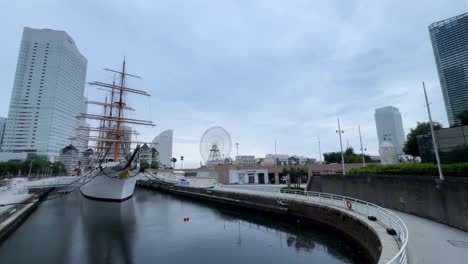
[141,143,149,150]
[429,12,468,30]
[62,144,78,152]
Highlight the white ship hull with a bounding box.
[80,163,138,202]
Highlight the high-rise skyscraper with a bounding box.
[2,27,87,160]
[374,106,406,155]
[429,13,468,126]
[0,117,7,150]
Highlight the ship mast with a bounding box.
[113,59,125,161]
[72,58,155,165]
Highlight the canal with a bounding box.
[0,188,370,263]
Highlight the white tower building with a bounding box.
[152,129,173,168]
[374,106,406,156]
[2,27,87,160]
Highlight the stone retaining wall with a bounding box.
[307,174,468,231]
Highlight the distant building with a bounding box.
[80,148,94,167]
[289,155,316,165]
[152,129,173,168]
[154,163,366,185]
[0,152,28,162]
[0,117,6,150]
[429,13,468,126]
[139,143,159,166]
[235,155,257,166]
[263,154,289,165]
[262,154,315,166]
[57,144,80,175]
[2,27,87,160]
[379,141,398,165]
[417,125,468,162]
[375,106,406,155]
[229,169,269,184]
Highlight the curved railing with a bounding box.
[215,186,408,264]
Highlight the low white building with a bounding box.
[228,169,269,184]
[263,154,289,165]
[139,143,159,165]
[57,144,80,175]
[80,148,94,168]
[235,155,257,166]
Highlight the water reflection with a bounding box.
[0,189,369,264]
[80,198,136,264]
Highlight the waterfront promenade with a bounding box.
[393,210,468,264]
[219,184,468,264]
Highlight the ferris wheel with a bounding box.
[199,126,232,165]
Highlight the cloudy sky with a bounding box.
[1,0,467,167]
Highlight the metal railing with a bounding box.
[0,195,36,224]
[216,186,408,264]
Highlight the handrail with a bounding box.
[216,186,408,264]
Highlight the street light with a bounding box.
[336,118,346,176]
[318,136,322,164]
[358,125,367,167]
[235,142,239,166]
[423,82,444,181]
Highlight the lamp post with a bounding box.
[235,142,239,166]
[318,136,322,164]
[336,118,346,176]
[423,82,444,181]
[358,125,366,167]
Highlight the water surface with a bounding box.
[0,189,369,263]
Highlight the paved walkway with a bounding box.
[391,210,468,264]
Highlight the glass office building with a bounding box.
[2,27,88,160]
[429,13,468,126]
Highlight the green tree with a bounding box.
[403,121,443,156]
[150,162,159,170]
[282,166,308,188]
[0,156,66,178]
[323,147,373,164]
[140,162,149,172]
[171,157,177,169]
[456,109,468,126]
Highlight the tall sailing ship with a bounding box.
[72,58,154,202]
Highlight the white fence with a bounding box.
[216,186,408,264]
[23,176,83,188]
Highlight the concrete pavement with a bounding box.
[392,210,468,264]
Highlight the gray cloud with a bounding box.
[0,0,467,168]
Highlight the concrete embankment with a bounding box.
[308,174,468,231]
[0,188,52,241]
[137,181,386,263]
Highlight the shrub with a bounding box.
[347,163,468,176]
